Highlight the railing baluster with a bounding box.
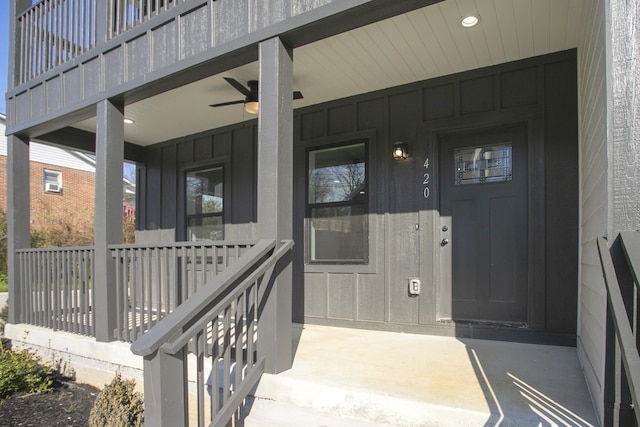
[197,331,205,427]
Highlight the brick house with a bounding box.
[0,113,135,243]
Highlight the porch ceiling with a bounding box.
[74,0,584,147]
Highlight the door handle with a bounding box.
[441,238,449,246]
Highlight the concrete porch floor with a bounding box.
[247,324,599,427]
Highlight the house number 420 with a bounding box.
[423,158,430,199]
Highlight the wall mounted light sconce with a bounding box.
[392,142,409,160]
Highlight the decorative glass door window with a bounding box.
[307,142,368,263]
[454,143,512,185]
[186,166,224,241]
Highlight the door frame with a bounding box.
[420,113,546,331]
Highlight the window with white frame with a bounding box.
[43,169,62,193]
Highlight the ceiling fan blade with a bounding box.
[224,77,253,97]
[209,99,245,108]
[293,91,304,100]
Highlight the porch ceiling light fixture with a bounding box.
[124,118,135,124]
[392,142,409,160]
[461,15,480,28]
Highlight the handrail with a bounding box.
[161,241,294,354]
[131,239,277,357]
[130,238,294,427]
[597,233,640,424]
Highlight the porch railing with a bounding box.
[597,231,640,426]
[16,246,95,336]
[110,240,257,342]
[131,239,294,427]
[16,0,186,84]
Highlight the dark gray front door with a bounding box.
[439,126,528,323]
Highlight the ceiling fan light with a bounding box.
[245,101,259,114]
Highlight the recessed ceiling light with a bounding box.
[124,118,135,124]
[461,15,479,28]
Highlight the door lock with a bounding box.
[441,238,449,246]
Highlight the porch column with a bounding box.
[7,135,30,324]
[94,99,124,342]
[257,37,294,374]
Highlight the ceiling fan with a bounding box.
[209,77,303,114]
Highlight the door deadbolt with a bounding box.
[442,226,448,232]
[441,238,449,246]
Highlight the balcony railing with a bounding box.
[16,0,186,84]
[110,240,257,342]
[17,0,96,84]
[16,246,95,336]
[108,0,186,38]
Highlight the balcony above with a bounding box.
[5,0,443,137]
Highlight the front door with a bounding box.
[438,125,528,323]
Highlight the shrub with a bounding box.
[88,372,144,427]
[0,273,7,292]
[0,303,7,335]
[0,346,54,398]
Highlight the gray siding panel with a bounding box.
[127,35,149,82]
[357,274,384,322]
[214,1,250,46]
[292,0,332,16]
[31,84,45,118]
[46,77,63,113]
[161,145,177,230]
[304,272,327,317]
[83,57,101,99]
[252,0,290,30]
[63,67,82,106]
[152,21,179,71]
[577,0,607,422]
[327,273,354,320]
[104,48,125,90]
[181,5,210,58]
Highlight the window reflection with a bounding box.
[186,166,224,241]
[307,142,368,263]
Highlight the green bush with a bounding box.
[0,346,54,398]
[0,273,7,292]
[88,371,144,427]
[0,303,7,335]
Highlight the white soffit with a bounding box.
[74,0,584,146]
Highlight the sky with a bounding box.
[1,2,9,115]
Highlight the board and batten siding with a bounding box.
[576,0,608,422]
[137,124,257,244]
[138,50,579,342]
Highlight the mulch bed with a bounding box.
[0,338,100,427]
[0,380,100,427]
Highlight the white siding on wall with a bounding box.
[0,116,95,173]
[577,0,607,423]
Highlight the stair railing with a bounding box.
[130,238,294,427]
[597,231,640,426]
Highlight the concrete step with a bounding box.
[244,374,493,427]
[244,398,397,427]
[242,324,599,427]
